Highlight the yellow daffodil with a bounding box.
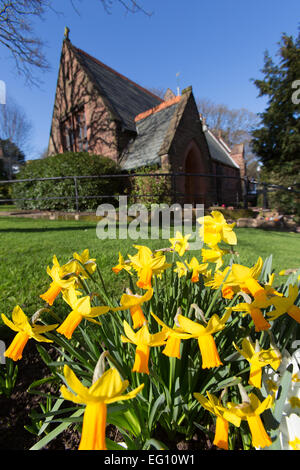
[121,321,167,374]
[169,231,191,257]
[205,266,236,299]
[231,297,271,332]
[112,252,132,275]
[207,258,266,301]
[174,261,188,278]
[1,306,58,361]
[233,338,281,388]
[227,389,273,448]
[72,249,97,278]
[151,311,193,359]
[187,257,208,283]
[60,365,144,450]
[201,245,227,270]
[57,287,109,339]
[229,257,266,301]
[267,284,300,323]
[198,210,237,247]
[264,273,283,299]
[128,245,171,290]
[176,309,231,368]
[194,391,242,450]
[40,255,76,306]
[113,288,153,329]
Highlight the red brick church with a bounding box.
[48,30,245,206]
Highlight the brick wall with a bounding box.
[48,40,120,162]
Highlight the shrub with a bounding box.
[12,152,124,211]
[259,165,300,222]
[128,165,172,209]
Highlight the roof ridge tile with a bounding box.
[134,95,181,122]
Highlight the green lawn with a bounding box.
[0,216,299,319]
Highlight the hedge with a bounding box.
[12,152,125,211]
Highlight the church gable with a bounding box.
[48,38,119,161]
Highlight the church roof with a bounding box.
[204,129,240,169]
[120,98,181,170]
[71,43,163,132]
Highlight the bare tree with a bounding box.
[0,0,150,85]
[0,0,51,85]
[0,96,32,150]
[197,97,260,176]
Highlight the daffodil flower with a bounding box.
[112,252,132,275]
[198,210,237,246]
[121,321,167,374]
[194,391,242,450]
[176,309,231,368]
[227,389,273,448]
[267,284,300,323]
[201,244,227,270]
[1,306,58,361]
[264,273,283,299]
[229,258,266,301]
[187,257,208,283]
[233,338,281,388]
[207,258,266,301]
[151,311,193,359]
[128,245,170,290]
[113,288,153,329]
[40,255,76,306]
[174,261,188,278]
[57,287,109,339]
[231,297,271,332]
[169,231,191,257]
[60,365,144,450]
[72,249,97,278]
[205,266,236,299]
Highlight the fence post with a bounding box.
[73,176,79,212]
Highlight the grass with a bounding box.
[0,215,299,321]
[0,204,17,211]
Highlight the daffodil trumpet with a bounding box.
[113,288,153,329]
[40,255,76,306]
[1,306,58,361]
[150,311,193,359]
[60,365,144,450]
[177,309,231,368]
[233,338,281,389]
[121,321,167,374]
[193,391,241,450]
[57,287,109,339]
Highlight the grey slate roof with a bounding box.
[204,130,239,169]
[72,45,162,132]
[120,101,180,170]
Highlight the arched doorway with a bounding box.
[183,140,207,205]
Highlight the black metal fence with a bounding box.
[0,172,299,212]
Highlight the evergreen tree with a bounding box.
[251,28,300,173]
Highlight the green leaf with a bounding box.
[29,408,84,450]
[148,394,165,432]
[143,438,169,450]
[105,438,127,450]
[266,363,293,450]
[107,407,141,438]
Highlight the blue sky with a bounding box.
[0,0,299,159]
